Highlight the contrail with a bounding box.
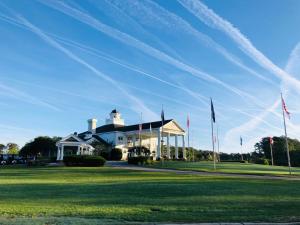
[0,12,211,106]
[109,0,275,85]
[222,42,300,152]
[0,82,61,111]
[2,77,136,112]
[178,0,300,93]
[92,0,184,61]
[38,0,264,107]
[13,15,158,120]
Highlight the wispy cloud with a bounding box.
[0,11,211,107]
[222,42,300,152]
[38,0,263,106]
[178,0,300,93]
[91,0,184,61]
[11,14,157,120]
[0,82,60,111]
[109,0,275,85]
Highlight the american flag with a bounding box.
[281,96,291,119]
[269,136,273,145]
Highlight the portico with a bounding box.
[155,120,186,160]
[56,134,94,161]
[120,120,186,160]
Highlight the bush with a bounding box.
[253,158,269,165]
[100,151,110,160]
[110,148,123,160]
[128,156,153,165]
[26,159,48,167]
[263,158,269,165]
[63,155,106,167]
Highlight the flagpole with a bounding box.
[139,112,142,152]
[211,115,216,170]
[269,138,274,166]
[161,105,164,165]
[210,98,216,170]
[149,123,152,153]
[240,143,243,161]
[216,124,220,162]
[187,114,190,161]
[281,93,291,175]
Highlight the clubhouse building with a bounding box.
[56,110,186,160]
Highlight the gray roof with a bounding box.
[78,119,172,136]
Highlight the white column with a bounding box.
[60,145,64,160]
[77,146,80,155]
[167,133,170,159]
[56,146,61,161]
[133,136,136,147]
[175,134,179,159]
[182,135,186,159]
[157,129,161,159]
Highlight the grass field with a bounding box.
[0,166,300,224]
[149,161,300,176]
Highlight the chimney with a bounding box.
[87,118,97,133]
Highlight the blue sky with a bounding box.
[1,0,300,153]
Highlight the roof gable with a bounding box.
[163,120,185,134]
[59,134,83,143]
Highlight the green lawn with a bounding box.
[149,161,300,176]
[0,166,300,224]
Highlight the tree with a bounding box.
[0,144,5,154]
[19,136,61,158]
[7,143,19,155]
[254,136,300,166]
[110,148,123,160]
[91,141,110,160]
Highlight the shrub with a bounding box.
[110,148,123,161]
[263,158,269,165]
[128,156,152,165]
[100,151,110,160]
[63,155,106,167]
[253,158,269,165]
[26,159,48,167]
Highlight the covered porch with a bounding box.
[125,120,186,160]
[56,134,94,161]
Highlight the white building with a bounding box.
[56,109,186,161]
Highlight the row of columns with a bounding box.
[57,145,89,161]
[156,130,186,160]
[57,145,64,161]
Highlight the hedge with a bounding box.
[63,155,106,167]
[110,148,123,161]
[128,156,153,165]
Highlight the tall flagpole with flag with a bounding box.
[281,93,292,175]
[210,98,216,170]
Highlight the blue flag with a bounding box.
[210,98,216,123]
[161,109,165,125]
